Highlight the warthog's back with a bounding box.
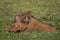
[26,17,56,32]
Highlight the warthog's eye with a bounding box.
[23,16,26,19]
[20,19,25,23]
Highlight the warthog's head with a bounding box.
[5,11,32,32]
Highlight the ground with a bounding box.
[0,0,60,40]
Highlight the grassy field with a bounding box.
[0,0,60,40]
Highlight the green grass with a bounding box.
[0,0,60,40]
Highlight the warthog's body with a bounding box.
[5,11,56,32]
[23,16,56,32]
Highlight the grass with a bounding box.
[0,0,60,40]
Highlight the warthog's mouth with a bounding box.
[8,30,21,33]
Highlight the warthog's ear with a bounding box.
[26,11,32,16]
[15,16,20,22]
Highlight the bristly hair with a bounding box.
[31,16,54,27]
